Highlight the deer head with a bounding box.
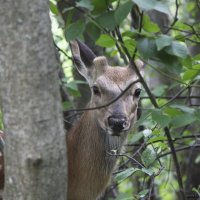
[70,40,143,137]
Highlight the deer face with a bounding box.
[70,41,143,136]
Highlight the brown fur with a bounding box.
[67,45,142,199]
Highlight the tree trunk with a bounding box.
[0,0,67,199]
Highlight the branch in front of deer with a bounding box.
[107,151,144,168]
[119,141,146,169]
[64,79,140,113]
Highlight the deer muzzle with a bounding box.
[108,115,129,135]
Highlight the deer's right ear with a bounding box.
[70,40,96,84]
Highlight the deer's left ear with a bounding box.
[70,40,96,84]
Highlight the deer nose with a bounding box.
[108,115,127,132]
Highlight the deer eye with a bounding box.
[92,86,101,96]
[134,88,141,98]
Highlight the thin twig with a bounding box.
[111,30,128,64]
[165,0,179,34]
[127,134,200,147]
[54,41,72,60]
[141,95,200,100]
[107,151,144,168]
[159,144,200,158]
[160,86,189,108]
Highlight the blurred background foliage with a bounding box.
[1,0,199,199]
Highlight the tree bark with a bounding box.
[0,0,67,199]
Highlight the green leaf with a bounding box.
[182,56,192,68]
[130,131,143,144]
[193,54,200,62]
[182,69,199,81]
[170,105,195,114]
[114,1,133,25]
[194,109,200,120]
[151,109,171,128]
[152,84,168,96]
[132,0,170,15]
[156,35,172,51]
[96,11,116,30]
[141,168,154,176]
[68,88,81,97]
[92,0,107,14]
[137,38,157,59]
[148,136,167,143]
[141,146,157,167]
[49,1,59,15]
[138,189,149,198]
[164,107,183,117]
[76,0,94,10]
[165,41,189,58]
[65,20,85,41]
[193,64,200,70]
[110,50,118,57]
[124,39,136,56]
[171,114,196,128]
[86,23,101,41]
[143,15,160,33]
[63,101,73,110]
[96,34,115,47]
[66,81,78,91]
[174,21,193,32]
[122,30,136,38]
[115,168,139,182]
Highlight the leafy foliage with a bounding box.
[49,0,200,199]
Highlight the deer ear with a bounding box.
[70,40,96,84]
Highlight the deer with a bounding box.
[67,40,143,200]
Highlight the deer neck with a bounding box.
[68,110,127,169]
